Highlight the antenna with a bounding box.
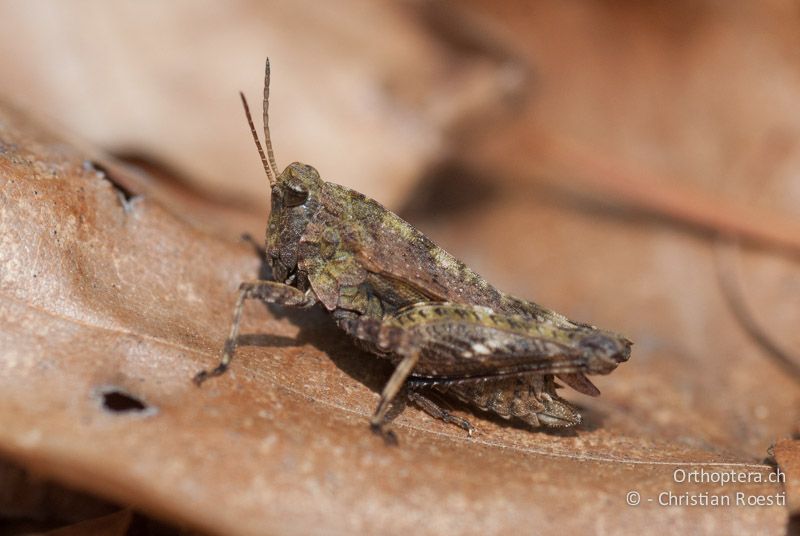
[262,58,280,178]
[239,91,276,187]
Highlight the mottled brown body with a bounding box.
[195,60,632,437]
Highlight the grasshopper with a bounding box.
[195,59,632,437]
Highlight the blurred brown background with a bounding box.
[1,1,799,535]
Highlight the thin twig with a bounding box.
[538,133,800,258]
[714,236,800,381]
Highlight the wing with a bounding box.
[395,313,590,380]
[343,302,625,396]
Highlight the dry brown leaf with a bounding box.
[773,439,800,516]
[1,95,795,534]
[2,1,800,533]
[41,509,133,536]
[459,0,800,255]
[0,458,119,532]
[0,0,519,212]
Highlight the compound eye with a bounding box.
[284,182,309,207]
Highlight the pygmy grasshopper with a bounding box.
[195,59,632,437]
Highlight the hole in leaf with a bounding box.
[84,160,137,203]
[100,389,148,413]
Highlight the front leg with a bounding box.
[194,280,315,385]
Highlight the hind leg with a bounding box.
[407,389,475,436]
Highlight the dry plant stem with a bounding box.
[714,237,800,381]
[542,134,800,258]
